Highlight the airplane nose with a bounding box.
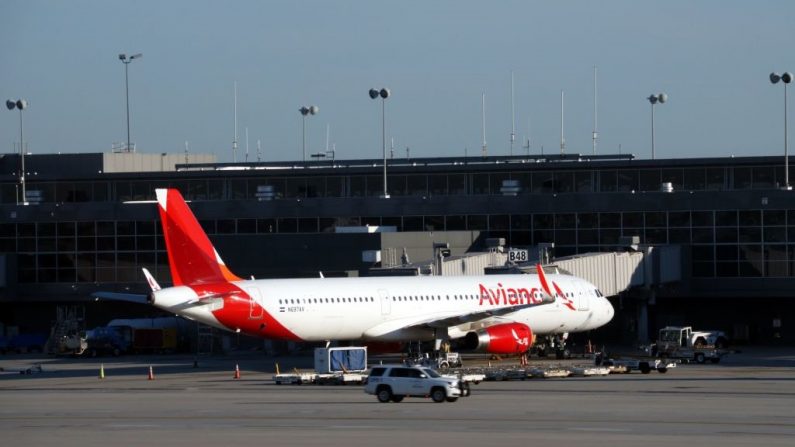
[605,299,615,322]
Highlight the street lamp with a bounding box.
[369,87,390,198]
[6,99,28,204]
[119,52,142,152]
[647,92,667,159]
[770,72,793,190]
[299,105,319,163]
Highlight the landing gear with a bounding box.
[532,333,570,359]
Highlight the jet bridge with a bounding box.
[368,238,683,298]
[543,245,682,298]
[368,238,682,344]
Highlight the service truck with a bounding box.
[653,326,730,364]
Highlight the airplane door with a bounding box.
[246,287,264,319]
[378,289,391,316]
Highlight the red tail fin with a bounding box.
[536,264,553,297]
[156,189,241,286]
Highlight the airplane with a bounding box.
[116,188,614,356]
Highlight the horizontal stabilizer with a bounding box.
[92,291,149,305]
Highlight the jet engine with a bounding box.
[463,323,534,354]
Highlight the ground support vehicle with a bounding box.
[404,351,463,369]
[84,325,177,357]
[364,364,468,403]
[595,353,676,374]
[55,334,87,356]
[532,367,573,378]
[456,372,485,383]
[315,372,368,385]
[653,326,731,364]
[5,334,48,353]
[484,367,533,381]
[568,366,611,377]
[659,347,729,364]
[273,371,318,385]
[0,364,45,375]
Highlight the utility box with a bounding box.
[314,346,368,373]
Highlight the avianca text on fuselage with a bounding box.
[478,283,546,306]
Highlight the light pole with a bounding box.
[119,53,142,152]
[299,105,318,163]
[369,88,390,198]
[647,93,667,159]
[6,99,27,204]
[770,72,793,190]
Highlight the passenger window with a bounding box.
[369,367,386,377]
[406,369,423,378]
[389,368,409,378]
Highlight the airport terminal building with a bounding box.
[0,151,792,344]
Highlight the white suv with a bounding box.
[364,365,467,403]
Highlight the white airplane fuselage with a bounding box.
[145,188,614,353]
[152,273,614,342]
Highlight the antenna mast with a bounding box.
[481,92,487,157]
[510,72,515,156]
[232,81,238,163]
[593,66,598,155]
[325,124,330,153]
[560,90,566,154]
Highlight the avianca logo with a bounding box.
[512,328,530,347]
[553,282,577,311]
[478,283,546,306]
[535,264,577,311]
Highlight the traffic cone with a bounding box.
[233,364,241,379]
[148,365,155,380]
[99,363,105,380]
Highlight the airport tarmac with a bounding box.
[1,348,794,447]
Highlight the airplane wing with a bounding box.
[362,297,552,338]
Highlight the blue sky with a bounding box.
[1,0,794,162]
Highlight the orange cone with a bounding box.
[233,363,241,379]
[148,365,155,380]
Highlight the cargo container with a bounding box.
[314,347,367,373]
